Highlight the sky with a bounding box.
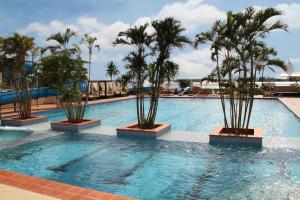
[0,0,299,80]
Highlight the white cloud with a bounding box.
[173,47,213,79]
[156,0,225,31]
[19,17,130,50]
[290,58,300,64]
[17,0,299,79]
[19,20,79,38]
[276,3,300,30]
[255,3,300,30]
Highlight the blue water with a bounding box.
[1,98,300,199]
[0,129,30,144]
[1,133,300,199]
[39,98,300,137]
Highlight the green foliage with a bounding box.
[56,86,86,123]
[0,33,35,119]
[195,7,288,131]
[178,79,191,88]
[40,29,88,123]
[80,33,100,81]
[40,51,87,87]
[116,74,130,91]
[115,17,190,128]
[105,61,119,81]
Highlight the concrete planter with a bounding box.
[209,127,262,147]
[1,116,48,126]
[117,123,171,139]
[51,119,101,132]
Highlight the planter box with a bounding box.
[51,119,101,132]
[209,127,262,147]
[1,116,48,126]
[117,123,171,139]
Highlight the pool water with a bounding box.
[1,133,300,200]
[0,129,30,144]
[40,98,300,137]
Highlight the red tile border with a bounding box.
[0,170,137,200]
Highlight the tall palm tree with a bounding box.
[1,33,35,119]
[146,17,191,128]
[115,18,190,128]
[46,28,78,86]
[47,28,76,52]
[42,29,88,123]
[195,7,287,132]
[163,60,179,92]
[114,24,151,126]
[80,33,100,83]
[105,61,119,81]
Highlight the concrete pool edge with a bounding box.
[209,127,263,147]
[117,123,171,138]
[51,119,101,132]
[0,170,137,200]
[1,116,48,126]
[278,98,300,119]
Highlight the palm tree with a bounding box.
[105,61,119,81]
[145,17,191,128]
[115,18,190,129]
[47,28,76,51]
[163,61,179,92]
[42,29,88,123]
[114,24,153,127]
[0,33,35,119]
[45,28,79,86]
[80,33,100,83]
[195,7,287,132]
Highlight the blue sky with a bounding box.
[1,0,299,80]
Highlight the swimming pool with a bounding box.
[39,98,300,137]
[0,128,31,144]
[1,133,300,199]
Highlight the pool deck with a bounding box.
[1,96,300,199]
[0,94,278,118]
[279,97,300,118]
[0,95,136,118]
[0,170,136,200]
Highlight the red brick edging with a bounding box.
[0,170,136,200]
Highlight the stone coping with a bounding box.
[278,98,300,119]
[51,119,101,132]
[0,184,59,200]
[117,123,171,139]
[209,127,263,147]
[1,116,48,126]
[1,115,46,122]
[0,170,136,200]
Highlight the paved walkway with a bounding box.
[0,170,136,200]
[279,97,300,118]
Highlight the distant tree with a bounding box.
[178,79,191,88]
[80,33,100,82]
[163,61,179,92]
[116,74,131,93]
[106,61,119,81]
